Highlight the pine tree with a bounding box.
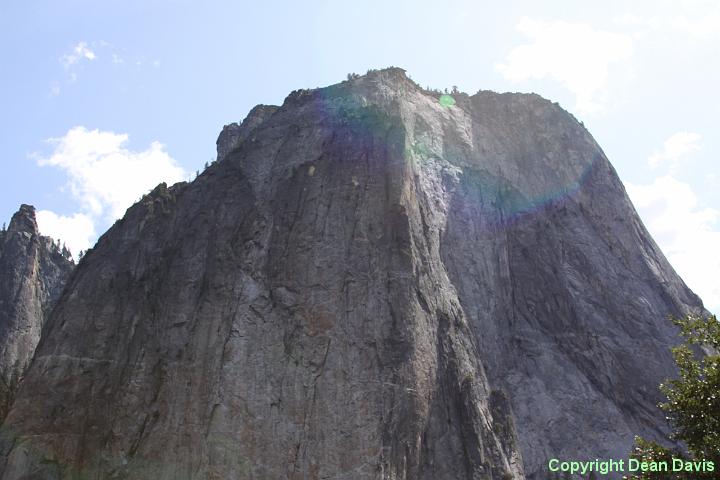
[628,314,720,479]
[661,315,719,462]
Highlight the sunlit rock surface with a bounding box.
[0,205,73,420]
[0,69,704,479]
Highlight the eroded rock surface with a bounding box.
[0,205,73,419]
[216,105,279,163]
[0,69,704,479]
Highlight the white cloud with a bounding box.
[648,131,702,171]
[496,18,634,115]
[627,175,720,313]
[36,127,188,255]
[38,127,187,220]
[669,14,720,37]
[60,41,96,68]
[36,211,95,255]
[615,8,720,38]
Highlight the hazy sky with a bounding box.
[1,0,718,312]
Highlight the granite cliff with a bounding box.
[0,205,74,420]
[0,69,705,479]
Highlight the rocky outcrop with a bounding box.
[0,69,705,479]
[0,205,73,419]
[216,105,279,162]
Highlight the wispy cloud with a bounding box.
[59,41,96,68]
[670,13,720,37]
[706,173,719,187]
[648,131,702,172]
[52,41,159,96]
[615,8,720,38]
[49,81,61,97]
[496,18,634,115]
[52,41,97,94]
[627,131,717,311]
[627,175,720,313]
[35,127,188,255]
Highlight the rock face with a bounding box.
[0,205,73,419]
[0,69,705,479]
[216,105,279,163]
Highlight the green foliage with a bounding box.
[661,315,720,461]
[672,314,720,350]
[627,315,720,479]
[625,437,690,480]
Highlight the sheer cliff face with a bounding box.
[0,205,73,419]
[0,69,703,480]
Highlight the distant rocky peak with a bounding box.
[7,204,38,235]
[0,203,74,420]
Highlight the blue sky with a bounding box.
[1,0,718,312]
